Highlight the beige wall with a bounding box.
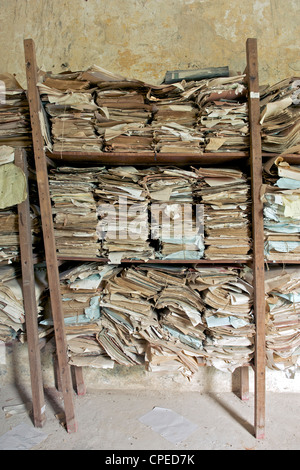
[0,0,299,88]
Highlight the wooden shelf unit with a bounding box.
[24,37,266,438]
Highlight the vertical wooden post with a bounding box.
[15,148,46,428]
[23,38,77,433]
[246,38,266,439]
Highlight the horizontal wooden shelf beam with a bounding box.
[56,255,250,265]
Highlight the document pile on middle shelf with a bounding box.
[96,166,155,262]
[193,167,252,259]
[48,166,105,258]
[143,166,204,259]
[263,157,300,260]
[54,262,255,376]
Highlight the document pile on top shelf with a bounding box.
[265,266,300,375]
[96,166,155,262]
[0,73,32,148]
[149,81,205,154]
[38,70,103,152]
[260,77,300,154]
[191,266,254,372]
[193,167,252,260]
[195,75,249,152]
[143,167,204,259]
[0,264,48,342]
[93,68,155,153]
[263,157,300,260]
[48,166,104,258]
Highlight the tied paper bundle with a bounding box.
[265,266,300,375]
[260,77,300,154]
[38,70,103,152]
[57,262,121,369]
[193,167,251,260]
[194,75,249,152]
[144,167,204,259]
[0,265,48,343]
[263,157,300,261]
[189,267,254,372]
[83,65,155,153]
[0,74,32,148]
[98,266,161,366]
[96,166,155,263]
[149,81,204,154]
[49,166,105,258]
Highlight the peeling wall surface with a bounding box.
[0,0,299,88]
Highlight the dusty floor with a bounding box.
[0,383,299,451]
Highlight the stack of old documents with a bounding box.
[194,75,249,152]
[265,266,300,374]
[49,166,103,257]
[149,82,204,154]
[0,264,47,342]
[38,71,103,152]
[260,77,300,154]
[96,166,154,262]
[193,167,251,259]
[143,167,204,259]
[190,266,254,371]
[263,157,300,261]
[0,74,32,148]
[56,262,120,368]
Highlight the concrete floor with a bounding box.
[0,383,299,450]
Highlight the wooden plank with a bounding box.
[246,38,266,439]
[56,255,250,265]
[46,150,248,166]
[15,148,46,428]
[239,366,249,401]
[24,38,77,433]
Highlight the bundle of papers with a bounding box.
[144,167,204,259]
[265,266,300,374]
[0,265,47,342]
[193,167,251,259]
[263,157,300,261]
[195,75,249,152]
[38,71,103,152]
[49,166,104,257]
[191,267,255,372]
[96,166,154,262]
[0,74,32,148]
[260,77,300,154]
[44,262,120,367]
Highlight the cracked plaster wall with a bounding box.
[0,0,299,87]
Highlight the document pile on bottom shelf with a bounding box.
[57,262,255,376]
[0,264,48,343]
[49,166,105,258]
[96,166,155,262]
[265,266,300,375]
[263,157,300,260]
[193,167,252,259]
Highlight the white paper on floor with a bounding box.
[0,423,47,450]
[139,406,198,444]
